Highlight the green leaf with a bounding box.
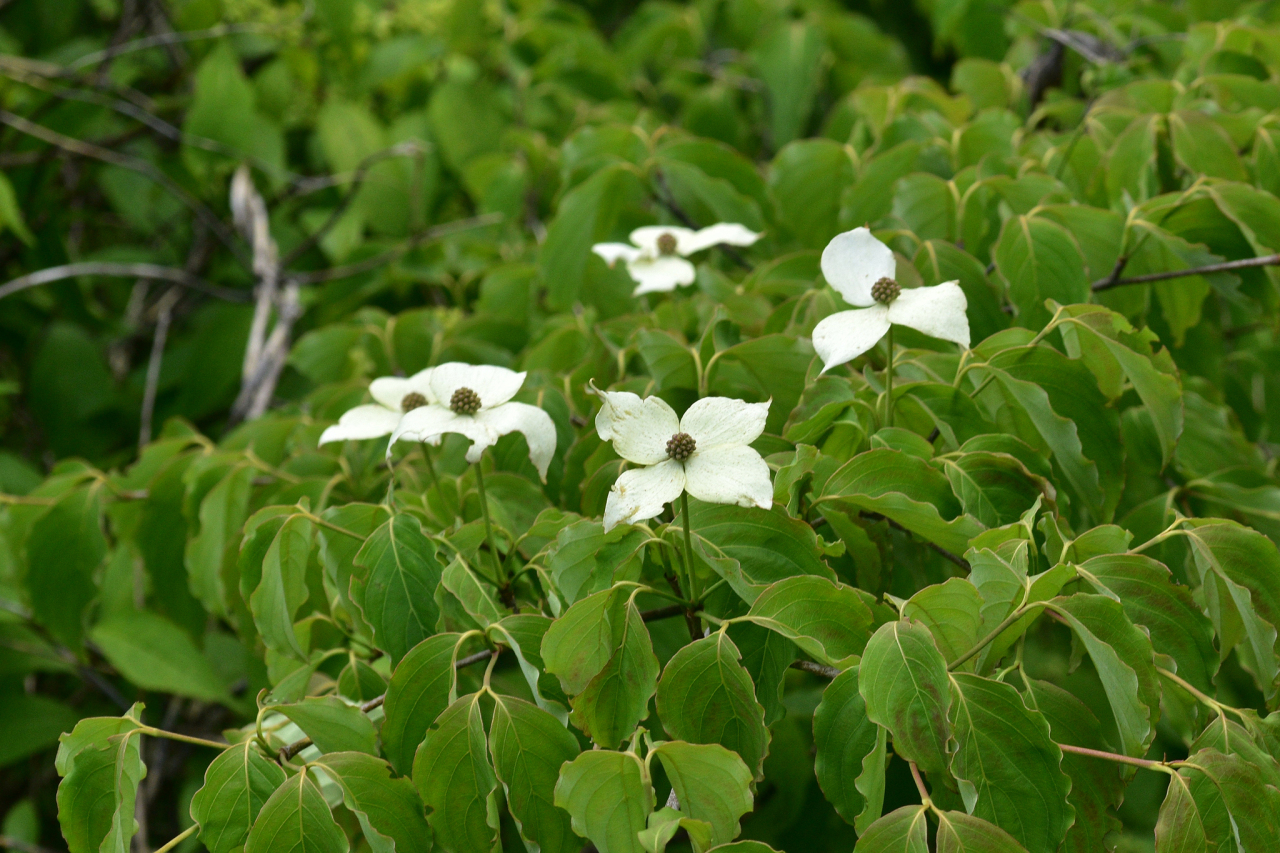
[188,463,254,619]
[352,515,445,666]
[309,752,431,853]
[939,452,1051,529]
[541,164,648,309]
[276,696,378,755]
[639,808,714,853]
[1154,772,1206,853]
[0,170,34,244]
[976,346,1120,524]
[753,23,825,148]
[1077,553,1218,695]
[380,633,462,775]
[244,771,349,853]
[1181,520,1280,702]
[993,215,1088,328]
[182,42,285,182]
[545,518,648,606]
[248,513,312,660]
[440,555,506,628]
[812,667,886,832]
[0,693,79,767]
[934,810,1031,853]
[190,741,287,853]
[769,140,854,248]
[650,741,753,846]
[1055,304,1183,468]
[852,805,928,853]
[1046,594,1159,757]
[90,610,231,704]
[55,706,146,853]
[655,633,770,780]
[742,576,873,669]
[542,585,659,747]
[635,330,699,392]
[1180,748,1280,851]
[948,674,1073,853]
[902,578,984,667]
[489,694,582,853]
[1022,679,1124,853]
[27,486,105,649]
[688,502,834,592]
[817,448,984,555]
[554,749,655,853]
[859,621,952,776]
[412,693,499,853]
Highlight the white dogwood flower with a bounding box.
[589,382,772,532]
[592,223,762,295]
[813,227,970,372]
[389,362,557,481]
[318,367,439,445]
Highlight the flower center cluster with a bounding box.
[871,277,900,304]
[666,431,696,461]
[450,387,481,415]
[400,392,427,413]
[656,232,679,256]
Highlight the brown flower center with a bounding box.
[666,432,696,461]
[449,387,481,415]
[400,392,428,413]
[871,277,901,304]
[656,232,679,256]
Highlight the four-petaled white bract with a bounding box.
[370,363,558,481]
[589,382,773,532]
[592,223,761,295]
[813,227,970,372]
[318,367,440,445]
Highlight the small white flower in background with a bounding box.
[813,227,970,372]
[589,382,772,532]
[318,368,439,445]
[592,223,762,295]
[389,363,557,481]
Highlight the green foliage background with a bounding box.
[2,0,1280,852]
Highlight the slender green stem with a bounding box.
[1158,666,1249,721]
[885,325,894,428]
[152,825,198,853]
[421,442,443,497]
[138,726,229,750]
[680,492,698,604]
[473,463,505,583]
[908,761,932,806]
[1056,742,1173,773]
[298,512,364,541]
[948,604,1030,671]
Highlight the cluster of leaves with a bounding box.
[3,1,1280,853]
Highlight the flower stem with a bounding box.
[680,492,698,604]
[885,325,894,428]
[152,825,198,853]
[679,492,702,640]
[473,462,505,586]
[138,726,228,750]
[421,442,443,497]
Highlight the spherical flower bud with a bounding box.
[450,387,481,415]
[870,277,901,304]
[666,431,696,461]
[400,392,428,413]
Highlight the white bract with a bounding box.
[592,223,761,295]
[589,382,772,532]
[388,362,557,481]
[813,227,970,372]
[318,367,439,445]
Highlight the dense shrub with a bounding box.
[2,1,1280,852]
